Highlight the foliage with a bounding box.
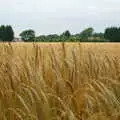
[79,27,94,41]
[34,28,107,42]
[35,34,60,42]
[61,30,71,39]
[0,25,14,41]
[0,24,120,42]
[19,29,35,42]
[104,27,120,42]
[5,25,14,41]
[93,32,104,38]
[0,25,117,42]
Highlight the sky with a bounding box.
[0,0,120,37]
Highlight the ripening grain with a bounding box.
[0,43,120,120]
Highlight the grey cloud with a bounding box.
[0,0,120,36]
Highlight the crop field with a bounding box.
[0,43,120,120]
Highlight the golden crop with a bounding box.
[0,43,120,120]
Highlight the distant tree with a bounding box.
[35,35,46,42]
[46,34,59,42]
[93,32,104,38]
[60,30,71,41]
[67,36,79,42]
[80,27,94,41]
[0,25,14,41]
[5,25,14,41]
[35,34,60,42]
[20,29,35,42]
[64,30,71,38]
[104,27,120,42]
[0,25,6,41]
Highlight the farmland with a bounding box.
[0,43,120,120]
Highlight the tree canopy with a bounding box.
[80,27,94,41]
[19,29,35,42]
[104,27,120,42]
[0,25,14,41]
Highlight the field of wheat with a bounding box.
[0,42,120,120]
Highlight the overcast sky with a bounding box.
[0,0,120,36]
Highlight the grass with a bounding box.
[0,42,120,120]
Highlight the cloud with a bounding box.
[0,0,120,36]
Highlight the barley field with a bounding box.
[0,42,120,120]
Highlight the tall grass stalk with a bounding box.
[0,43,120,120]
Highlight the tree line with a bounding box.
[0,25,120,42]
